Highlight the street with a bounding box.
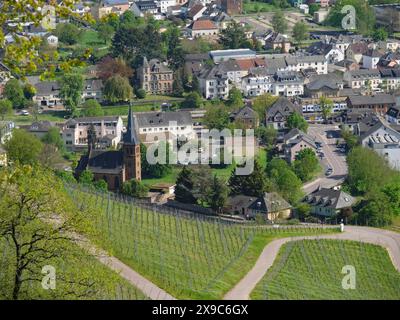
[303,124,348,194]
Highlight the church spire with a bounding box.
[123,104,139,145]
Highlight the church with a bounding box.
[75,107,141,190]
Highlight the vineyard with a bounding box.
[251,239,400,300]
[67,185,339,299]
[0,238,146,300]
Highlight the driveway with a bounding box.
[223,226,400,300]
[303,124,348,194]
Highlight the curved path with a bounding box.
[223,226,400,300]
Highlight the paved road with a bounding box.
[223,226,400,300]
[303,124,348,194]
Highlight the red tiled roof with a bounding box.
[235,58,265,70]
[191,19,218,30]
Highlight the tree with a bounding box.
[81,99,104,117]
[357,192,393,226]
[175,166,197,203]
[103,75,133,103]
[219,21,252,49]
[60,73,84,115]
[0,99,12,120]
[42,127,65,152]
[206,175,228,212]
[172,70,184,97]
[341,128,358,150]
[267,158,303,204]
[227,87,244,109]
[372,27,388,41]
[56,23,81,45]
[347,146,395,195]
[135,88,146,99]
[97,23,114,44]
[229,159,271,197]
[191,75,201,95]
[23,83,36,100]
[78,170,94,186]
[381,176,400,217]
[293,148,319,182]
[319,96,333,122]
[292,21,309,44]
[203,106,231,130]
[182,92,202,108]
[252,94,278,119]
[309,4,320,16]
[3,79,25,109]
[94,179,108,192]
[287,112,308,132]
[256,125,277,147]
[4,129,43,165]
[164,26,185,70]
[272,11,288,34]
[0,164,103,299]
[122,179,149,198]
[98,56,134,81]
[140,142,172,179]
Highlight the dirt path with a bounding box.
[223,226,400,300]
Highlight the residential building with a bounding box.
[283,128,317,163]
[264,32,291,53]
[190,19,219,38]
[0,121,14,144]
[93,0,131,19]
[265,97,301,130]
[345,42,369,63]
[229,105,259,129]
[225,192,292,221]
[83,79,104,101]
[33,81,63,107]
[157,0,176,13]
[130,1,160,17]
[386,106,400,125]
[343,69,382,90]
[284,55,327,75]
[362,48,384,69]
[307,41,344,63]
[135,111,195,145]
[272,71,304,97]
[346,94,396,115]
[20,121,54,139]
[241,68,274,97]
[187,4,207,21]
[198,64,229,99]
[359,119,400,170]
[46,35,58,47]
[75,108,141,191]
[304,74,344,98]
[304,187,356,217]
[61,116,124,151]
[137,57,174,95]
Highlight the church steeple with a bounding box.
[123,105,139,145]
[87,124,96,154]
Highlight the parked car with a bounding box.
[20,110,29,116]
[325,168,333,176]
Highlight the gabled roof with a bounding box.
[306,74,343,91]
[88,150,124,175]
[347,94,396,106]
[284,128,317,149]
[190,19,218,30]
[359,119,400,141]
[135,111,192,128]
[305,187,356,210]
[266,97,299,117]
[187,4,205,19]
[230,106,257,120]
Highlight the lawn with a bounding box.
[251,239,400,300]
[68,185,338,299]
[4,111,67,125]
[243,1,282,14]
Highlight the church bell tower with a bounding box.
[122,106,141,182]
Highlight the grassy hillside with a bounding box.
[251,240,400,300]
[67,185,338,299]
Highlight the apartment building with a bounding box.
[137,57,174,95]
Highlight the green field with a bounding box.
[251,240,400,300]
[243,1,282,14]
[68,185,338,299]
[0,238,146,300]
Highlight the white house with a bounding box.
[157,0,176,13]
[46,35,58,47]
[241,68,274,97]
[363,49,384,69]
[190,19,219,38]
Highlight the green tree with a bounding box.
[81,99,104,117]
[172,70,184,97]
[135,88,146,99]
[122,179,149,198]
[140,142,172,178]
[207,175,228,212]
[182,92,202,108]
[42,127,64,151]
[219,21,252,49]
[293,148,319,182]
[203,106,230,130]
[56,23,81,45]
[229,159,271,197]
[372,27,388,41]
[0,164,96,299]
[4,129,43,165]
[357,192,393,226]
[319,96,333,122]
[287,112,308,132]
[341,128,358,150]
[227,87,244,109]
[292,21,309,44]
[381,176,400,217]
[255,125,277,147]
[191,75,201,95]
[4,79,25,109]
[175,166,197,203]
[252,93,278,119]
[97,23,114,44]
[164,26,185,70]
[94,179,108,192]
[309,4,320,16]
[78,170,94,186]
[23,83,36,100]
[272,11,288,34]
[0,99,12,120]
[103,75,133,103]
[60,73,84,115]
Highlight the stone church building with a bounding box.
[75,107,141,190]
